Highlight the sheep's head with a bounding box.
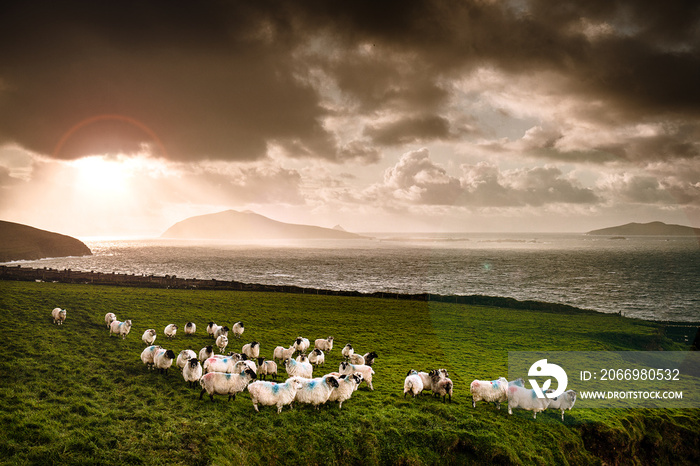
[165,350,176,359]
[256,357,265,366]
[252,341,259,348]
[188,358,199,368]
[352,374,364,384]
[406,369,418,376]
[326,376,340,388]
[244,368,257,379]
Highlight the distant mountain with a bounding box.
[161,210,364,240]
[587,221,700,236]
[0,220,92,262]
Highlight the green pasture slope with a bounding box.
[0,280,698,465]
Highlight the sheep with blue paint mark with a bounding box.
[153,348,177,375]
[285,357,313,379]
[203,356,238,374]
[140,345,162,370]
[470,377,508,409]
[199,368,257,401]
[339,361,374,390]
[548,389,576,420]
[183,358,202,388]
[327,373,363,409]
[109,319,132,339]
[404,369,424,398]
[507,385,552,419]
[248,378,304,413]
[290,375,340,408]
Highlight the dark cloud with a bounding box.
[1,0,698,164]
[364,115,452,146]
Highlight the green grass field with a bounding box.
[0,280,698,465]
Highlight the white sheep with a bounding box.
[198,345,214,362]
[182,358,202,388]
[314,336,333,352]
[199,368,257,402]
[206,322,217,338]
[291,375,340,409]
[104,312,116,328]
[548,389,577,421]
[232,321,244,339]
[432,377,454,403]
[295,354,309,363]
[242,341,260,360]
[214,325,229,339]
[507,385,552,419]
[51,307,67,325]
[140,345,162,370]
[233,359,257,374]
[273,345,296,362]
[404,369,424,398]
[184,322,196,335]
[153,348,176,374]
[256,358,278,381]
[339,362,374,390]
[216,335,229,353]
[308,349,325,366]
[284,358,313,379]
[203,356,238,374]
[248,378,304,413]
[348,353,365,365]
[294,337,310,354]
[470,377,509,409]
[328,373,363,409]
[176,349,197,370]
[141,329,157,345]
[109,319,132,339]
[363,351,379,366]
[164,323,178,339]
[341,344,354,359]
[417,372,433,393]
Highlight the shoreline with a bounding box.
[2,264,698,330]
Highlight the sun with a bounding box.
[70,155,132,193]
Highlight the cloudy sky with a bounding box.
[1,0,699,237]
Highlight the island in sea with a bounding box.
[587,221,700,236]
[0,220,92,262]
[161,209,365,240]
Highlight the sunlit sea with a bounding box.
[6,233,700,322]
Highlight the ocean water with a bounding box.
[6,233,699,322]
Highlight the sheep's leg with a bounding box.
[508,406,513,415]
[472,400,476,408]
[199,389,206,400]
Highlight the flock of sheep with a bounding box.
[51,307,576,419]
[100,312,382,413]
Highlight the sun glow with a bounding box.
[71,155,132,192]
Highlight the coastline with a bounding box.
[2,264,698,331]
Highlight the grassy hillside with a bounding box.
[0,281,697,465]
[0,220,92,262]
